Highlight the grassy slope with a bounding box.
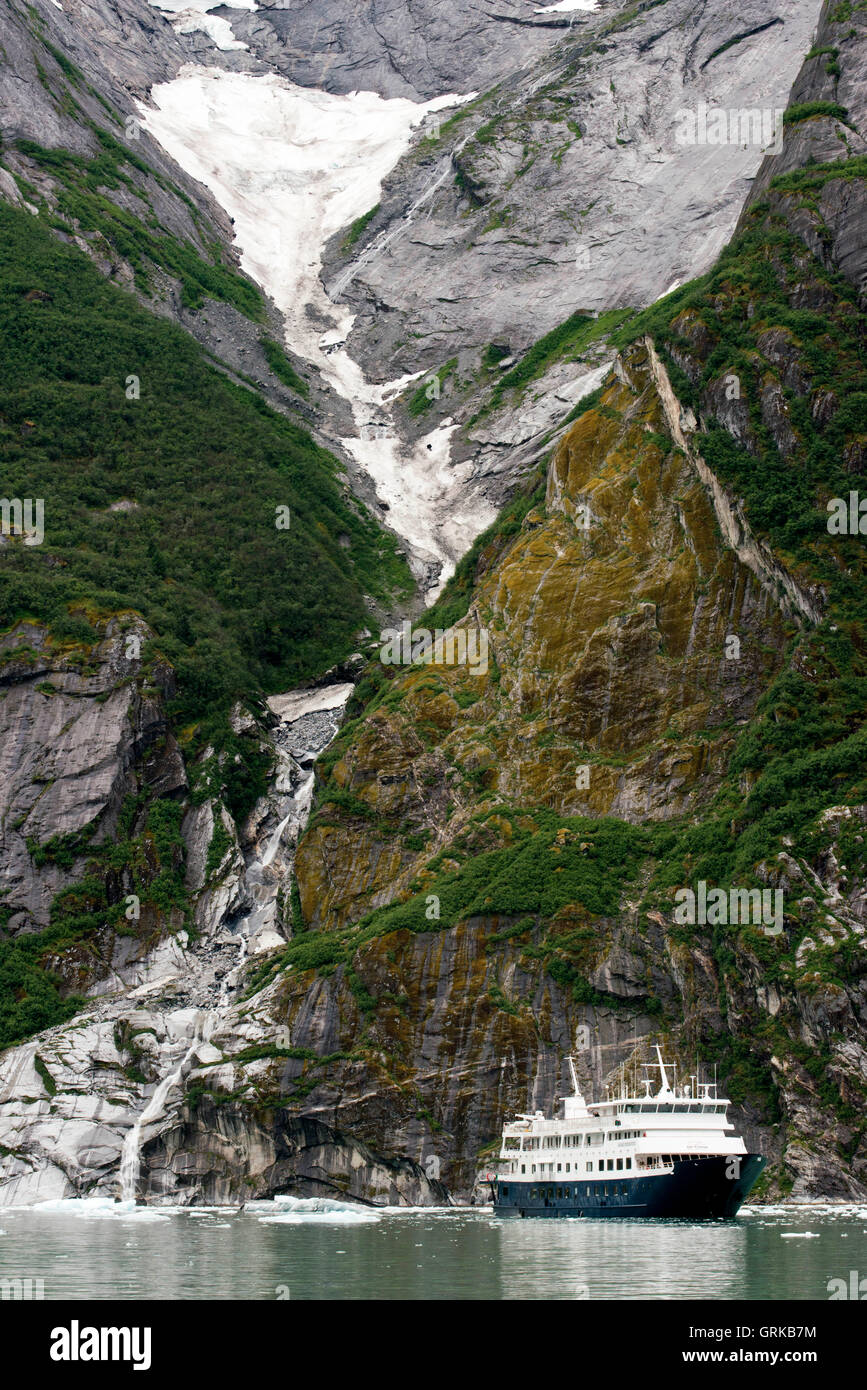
[0,202,411,1049]
[0,202,410,721]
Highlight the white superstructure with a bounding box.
[497,1049,747,1182]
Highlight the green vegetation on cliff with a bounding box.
[0,202,411,728]
[0,795,188,1049]
[610,197,867,889]
[14,132,264,317]
[0,199,410,1048]
[284,164,867,1149]
[245,810,654,1009]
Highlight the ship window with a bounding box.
[502,1186,509,1196]
[557,1164,561,1172]
[556,1187,562,1199]
[626,1158,631,1169]
[521,1165,525,1174]
[616,1158,623,1170]
[658,1104,673,1113]
[586,1163,592,1173]
[566,1164,570,1173]
[586,1186,591,1196]
[598,1161,604,1171]
[603,1186,608,1196]
[607,1159,614,1170]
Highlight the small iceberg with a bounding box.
[257,1195,381,1225]
[28,1197,169,1221]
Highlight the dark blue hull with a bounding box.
[493,1155,765,1219]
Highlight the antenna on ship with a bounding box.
[655,1044,673,1097]
[565,1054,590,1117]
[567,1054,583,1098]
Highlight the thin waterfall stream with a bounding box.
[116,681,353,1203]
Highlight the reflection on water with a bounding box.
[0,1199,864,1300]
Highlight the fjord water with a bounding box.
[0,1201,863,1300]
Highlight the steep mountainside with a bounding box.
[2,0,866,1208]
[156,0,867,1204]
[318,0,822,540]
[0,0,414,1188]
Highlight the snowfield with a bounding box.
[140,68,495,595]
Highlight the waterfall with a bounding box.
[118,1018,205,1203]
[217,916,251,1010]
[261,812,293,869]
[115,681,353,1203]
[119,914,252,1203]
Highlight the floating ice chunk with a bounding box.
[258,1195,381,1224]
[27,1197,166,1220]
[258,1210,381,1225]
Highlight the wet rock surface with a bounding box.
[324,0,820,382]
[2,0,867,1211]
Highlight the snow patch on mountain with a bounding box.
[139,69,495,594]
[149,0,256,52]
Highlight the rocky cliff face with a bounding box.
[213,341,867,1202]
[0,675,453,1207]
[0,615,181,931]
[325,0,820,380]
[228,0,572,100]
[2,0,867,1209]
[224,0,867,1203]
[315,0,823,556]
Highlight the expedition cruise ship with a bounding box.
[491,1050,764,1219]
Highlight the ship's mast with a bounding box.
[655,1045,674,1097]
[564,1055,591,1117]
